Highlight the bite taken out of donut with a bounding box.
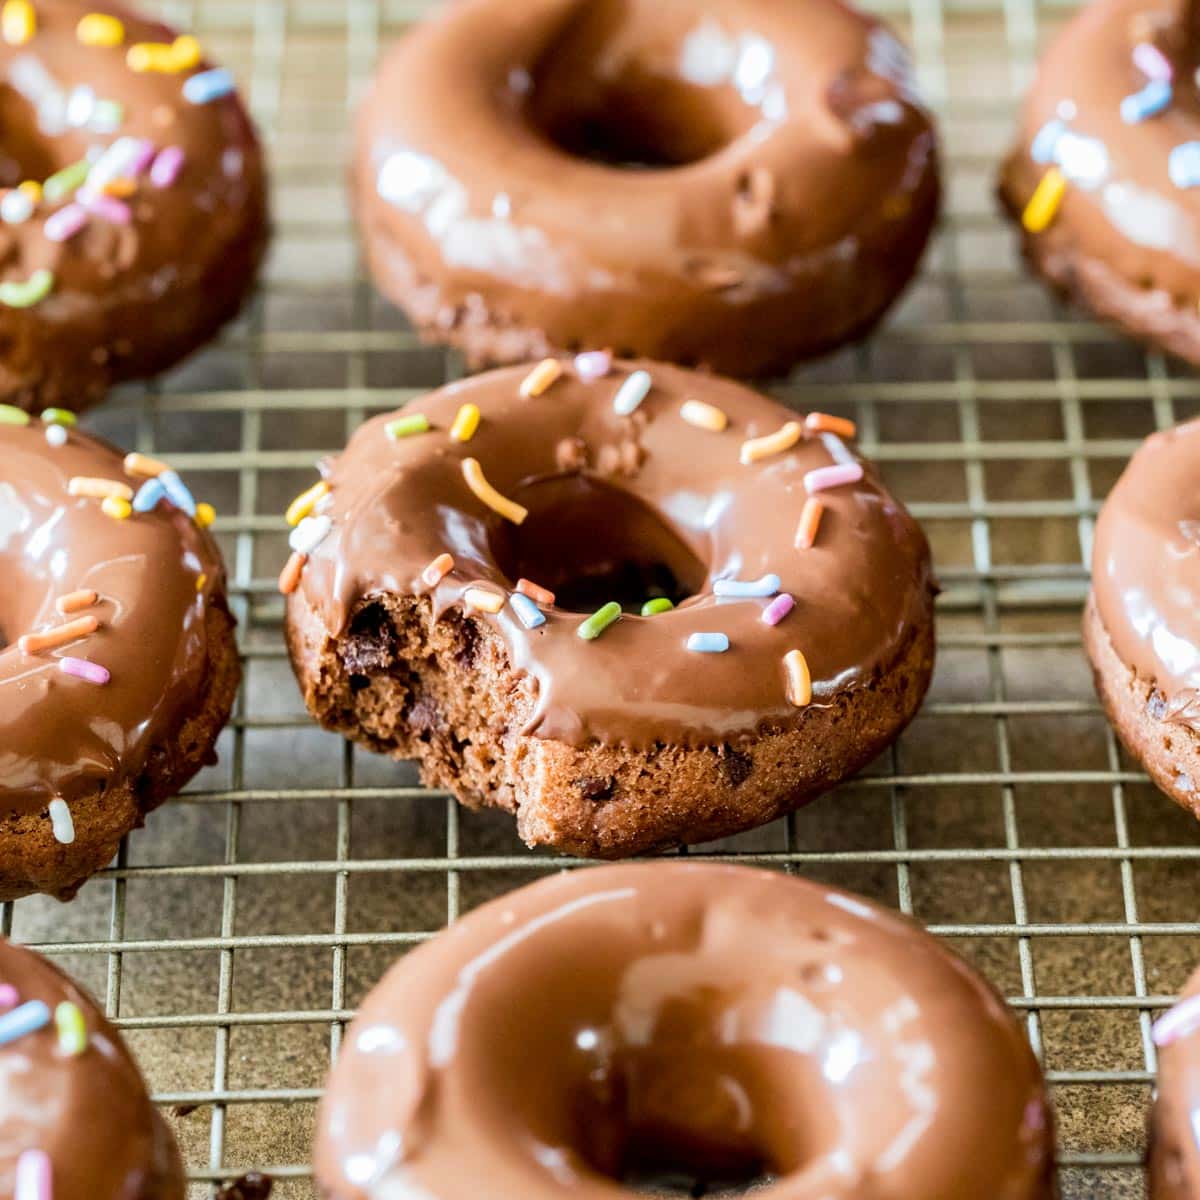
[282,358,937,858]
[353,0,939,378]
[0,0,268,411]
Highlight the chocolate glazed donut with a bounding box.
[0,0,267,411]
[999,0,1200,364]
[314,863,1056,1199]
[283,360,936,858]
[353,0,939,378]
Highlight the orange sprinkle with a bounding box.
[783,649,812,707]
[794,497,825,550]
[102,177,137,198]
[196,573,207,593]
[805,412,857,440]
[278,551,307,596]
[68,476,133,502]
[19,615,99,655]
[56,589,98,615]
[516,578,556,606]
[519,358,563,399]
[122,451,169,478]
[739,421,803,466]
[421,553,454,588]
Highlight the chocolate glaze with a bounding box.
[295,361,935,749]
[0,0,267,409]
[353,0,939,378]
[1150,968,1200,1198]
[315,863,1055,1199]
[1092,417,1200,731]
[0,421,230,811]
[0,937,183,1200]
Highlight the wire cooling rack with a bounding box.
[9,0,1200,1195]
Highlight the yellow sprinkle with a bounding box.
[101,495,132,520]
[519,358,563,399]
[122,451,169,478]
[77,12,125,46]
[680,399,728,432]
[783,649,812,707]
[195,502,215,529]
[54,1002,87,1056]
[196,572,207,592]
[461,457,527,525]
[1021,167,1067,234]
[450,403,481,443]
[285,480,330,527]
[739,420,803,465]
[17,180,40,203]
[2,1,35,46]
[70,476,133,501]
[463,586,504,614]
[127,34,200,73]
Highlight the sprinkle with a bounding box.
[450,403,481,443]
[127,34,200,73]
[680,399,728,432]
[421,553,454,587]
[783,649,812,707]
[0,404,30,425]
[517,358,562,398]
[516,578,555,606]
[149,145,185,188]
[795,497,825,549]
[18,180,40,203]
[385,413,430,439]
[740,420,802,465]
[1030,118,1066,164]
[1,1,34,46]
[641,597,673,616]
[59,657,110,686]
[1133,41,1173,82]
[131,478,165,512]
[101,495,131,520]
[461,458,527,524]
[43,159,90,202]
[0,1000,51,1047]
[613,369,652,416]
[464,586,504,614]
[1021,167,1067,232]
[44,423,67,446]
[183,67,235,105]
[289,514,332,555]
[0,268,53,308]
[574,349,613,382]
[278,551,307,595]
[19,615,99,655]
[15,1148,51,1200]
[123,451,169,477]
[81,192,131,225]
[509,591,546,629]
[68,476,133,501]
[1169,142,1200,189]
[805,412,857,440]
[805,462,863,493]
[0,985,17,1011]
[158,470,195,516]
[195,502,215,528]
[77,13,126,46]
[714,573,780,599]
[0,188,34,224]
[90,98,123,133]
[687,632,729,653]
[578,601,621,641]
[1153,994,1200,1047]
[1120,79,1172,124]
[195,573,206,592]
[44,203,88,242]
[40,407,76,426]
[762,593,795,626]
[54,1001,87,1055]
[56,589,97,615]
[102,177,136,197]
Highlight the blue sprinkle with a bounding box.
[159,470,196,517]
[0,1000,51,1048]
[509,591,546,630]
[1120,79,1172,124]
[1031,118,1066,164]
[687,632,730,654]
[132,478,165,513]
[183,68,236,106]
[712,573,781,599]
[1169,142,1200,189]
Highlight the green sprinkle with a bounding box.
[54,1001,87,1056]
[641,597,674,616]
[578,601,622,641]
[0,404,31,425]
[43,160,90,203]
[0,269,54,309]
[385,414,431,439]
[40,407,77,426]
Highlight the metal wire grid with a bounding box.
[4,0,1198,1195]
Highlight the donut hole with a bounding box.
[489,474,706,614]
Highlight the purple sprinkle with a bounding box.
[574,349,613,383]
[0,985,17,1011]
[1133,41,1173,82]
[762,593,795,627]
[43,203,88,243]
[150,146,185,189]
[82,193,131,225]
[59,657,110,685]
[128,138,157,177]
[1153,993,1200,1047]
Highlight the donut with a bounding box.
[314,862,1055,1198]
[1150,968,1200,1197]
[352,0,940,377]
[283,359,936,857]
[1085,418,1200,819]
[0,936,183,1199]
[998,0,1200,364]
[0,407,239,899]
[0,0,267,411]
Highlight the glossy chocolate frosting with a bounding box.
[295,361,935,749]
[0,937,183,1199]
[353,0,939,377]
[315,863,1055,1200]
[1092,417,1200,730]
[0,420,229,811]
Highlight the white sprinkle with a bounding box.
[48,799,75,845]
[0,189,33,225]
[612,370,652,417]
[44,423,67,447]
[289,514,332,554]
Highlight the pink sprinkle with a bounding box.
[0,985,18,1011]
[804,462,864,494]
[1133,41,1173,81]
[59,657,110,686]
[574,349,613,383]
[1153,994,1200,1047]
[150,146,186,189]
[43,204,88,243]
[82,194,131,225]
[128,139,157,177]
[762,593,795,626]
[15,1149,50,1200]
